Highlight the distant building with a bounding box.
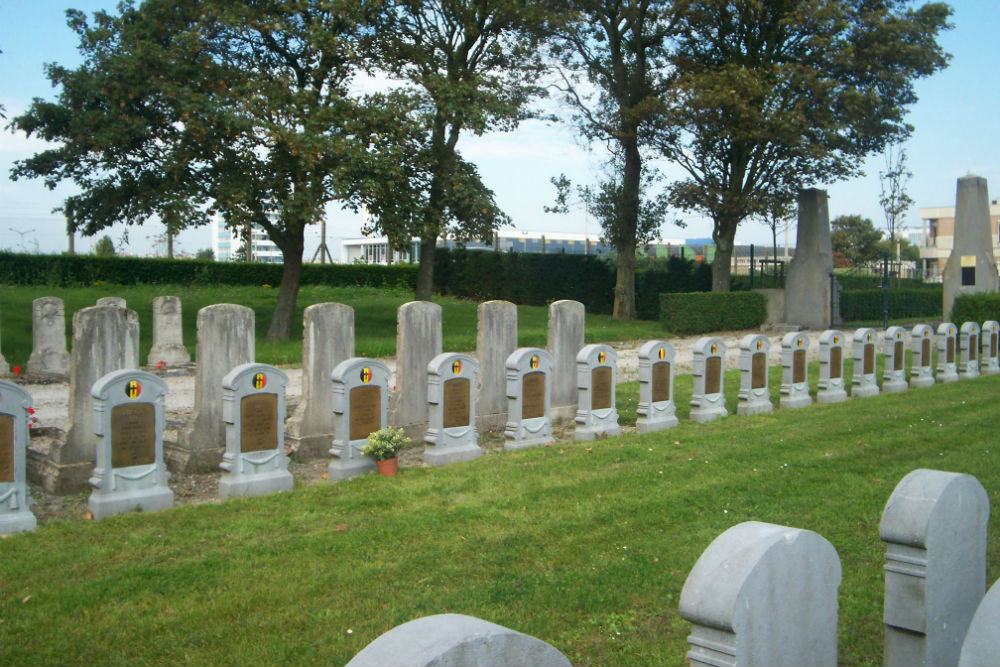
[212,215,283,263]
[918,203,1000,280]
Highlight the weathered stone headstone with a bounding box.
[690,337,727,423]
[547,300,584,421]
[737,334,773,416]
[328,358,390,481]
[574,344,621,441]
[0,308,10,377]
[979,321,1000,376]
[504,348,554,450]
[910,324,936,388]
[680,521,841,667]
[636,340,679,433]
[476,301,517,432]
[851,328,879,398]
[147,296,190,366]
[96,297,126,308]
[26,296,70,380]
[87,369,173,519]
[345,614,572,667]
[882,326,909,393]
[817,330,848,404]
[936,322,959,383]
[959,578,1000,667]
[942,175,999,318]
[389,301,442,441]
[0,380,36,534]
[424,353,480,466]
[881,469,989,667]
[779,332,812,409]
[784,188,834,329]
[959,321,981,379]
[285,303,354,458]
[168,304,254,473]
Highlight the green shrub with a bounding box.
[635,257,712,320]
[839,287,942,322]
[659,291,767,334]
[950,292,1000,324]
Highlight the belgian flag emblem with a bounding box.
[360,367,372,383]
[658,347,666,360]
[452,359,462,375]
[797,337,803,348]
[252,373,267,390]
[867,332,872,343]
[834,335,839,345]
[598,351,606,365]
[756,339,763,351]
[529,355,539,370]
[711,343,717,355]
[125,380,142,399]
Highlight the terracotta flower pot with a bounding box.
[376,457,398,477]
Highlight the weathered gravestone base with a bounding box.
[389,302,442,442]
[328,359,390,481]
[636,341,679,433]
[147,296,190,367]
[959,578,1000,667]
[424,353,481,466]
[0,380,37,534]
[475,301,517,433]
[25,296,70,381]
[779,332,812,409]
[547,300,584,422]
[574,344,621,441]
[910,324,936,388]
[96,297,126,308]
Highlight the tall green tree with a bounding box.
[655,0,951,291]
[832,214,883,267]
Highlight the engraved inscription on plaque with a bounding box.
[111,403,156,468]
[970,335,978,360]
[591,366,612,410]
[830,347,842,379]
[705,356,722,395]
[522,372,546,420]
[350,385,382,441]
[751,352,766,389]
[651,362,671,403]
[0,415,13,483]
[443,378,471,429]
[863,344,874,375]
[894,341,904,371]
[992,333,998,358]
[947,338,955,364]
[240,393,278,453]
[793,349,806,384]
[922,339,931,366]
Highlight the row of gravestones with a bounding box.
[341,468,999,667]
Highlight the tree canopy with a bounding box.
[832,214,883,267]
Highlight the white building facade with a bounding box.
[212,215,283,263]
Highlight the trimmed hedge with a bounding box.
[950,292,1000,324]
[839,287,942,322]
[659,291,767,334]
[834,272,929,290]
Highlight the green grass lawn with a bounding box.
[2,372,999,666]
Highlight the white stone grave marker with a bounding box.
[779,332,812,409]
[504,348,554,450]
[817,330,848,404]
[636,340,678,433]
[690,337,727,423]
[574,344,621,441]
[328,358,390,481]
[424,353,480,466]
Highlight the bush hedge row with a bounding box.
[838,287,942,322]
[659,291,767,334]
[950,292,1000,324]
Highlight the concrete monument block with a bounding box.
[979,321,1000,376]
[851,328,879,398]
[958,322,981,379]
[345,614,572,667]
[784,189,833,329]
[880,469,989,667]
[779,332,812,409]
[817,330,848,404]
[936,323,959,383]
[574,344,621,441]
[147,296,190,366]
[26,297,70,380]
[636,340,679,433]
[87,369,173,519]
[168,304,254,473]
[424,353,480,466]
[737,334,773,416]
[547,300,584,421]
[910,324,936,388]
[285,303,354,458]
[882,326,909,393]
[959,578,1000,667]
[690,337,727,423]
[389,301,442,441]
[96,297,126,308]
[680,521,841,667]
[0,380,36,534]
[942,176,999,319]
[476,300,517,432]
[328,358,390,481]
[504,348,554,450]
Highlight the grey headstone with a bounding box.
[147,296,190,366]
[476,301,517,432]
[882,326,909,393]
[779,332,812,409]
[0,380,36,534]
[636,340,679,433]
[0,310,9,377]
[285,303,354,458]
[936,323,959,383]
[389,301,442,441]
[328,358,390,481]
[942,176,999,318]
[680,521,841,667]
[87,369,173,519]
[959,578,1000,667]
[910,324,936,388]
[737,334,773,416]
[979,321,1000,376]
[424,353,480,466]
[817,330,848,404]
[345,614,572,667]
[547,300,584,421]
[851,328,879,398]
[219,363,292,499]
[504,348,554,450]
[26,297,70,380]
[96,297,126,309]
[574,344,621,441]
[784,189,833,329]
[881,469,989,667]
[959,322,981,379]
[690,337,728,423]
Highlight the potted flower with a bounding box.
[361,427,409,477]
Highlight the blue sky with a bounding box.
[2,0,997,258]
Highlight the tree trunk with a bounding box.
[414,235,437,301]
[265,232,304,341]
[167,231,174,259]
[612,133,642,320]
[613,244,637,319]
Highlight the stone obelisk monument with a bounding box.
[785,188,834,329]
[943,176,999,319]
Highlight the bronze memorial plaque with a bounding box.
[705,356,722,395]
[522,372,546,420]
[240,393,278,453]
[894,341,904,371]
[751,352,767,389]
[830,347,842,379]
[350,385,381,441]
[992,333,998,358]
[0,415,13,483]
[443,378,471,429]
[863,344,874,375]
[947,338,955,364]
[651,362,671,403]
[111,403,156,468]
[793,349,806,384]
[591,367,613,410]
[922,339,931,366]
[970,335,978,360]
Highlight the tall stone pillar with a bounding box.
[943,176,999,319]
[785,189,833,329]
